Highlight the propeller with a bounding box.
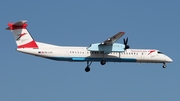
[123,37,130,49]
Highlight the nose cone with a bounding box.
[166,56,173,63]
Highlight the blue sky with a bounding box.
[0,0,179,101]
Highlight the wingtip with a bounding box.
[120,32,125,34]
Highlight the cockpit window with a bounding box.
[158,51,162,54]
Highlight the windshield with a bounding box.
[157,51,162,54]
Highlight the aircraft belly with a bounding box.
[44,56,137,62]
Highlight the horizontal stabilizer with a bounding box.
[6,20,27,30]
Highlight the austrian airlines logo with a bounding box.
[148,50,156,55]
[16,33,27,40]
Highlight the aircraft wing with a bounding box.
[100,32,125,45]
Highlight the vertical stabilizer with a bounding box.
[6,20,38,48]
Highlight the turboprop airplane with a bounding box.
[6,20,173,72]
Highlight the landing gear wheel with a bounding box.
[163,65,166,68]
[101,60,106,65]
[85,61,92,72]
[163,63,166,68]
[85,66,90,72]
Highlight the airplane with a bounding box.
[6,20,173,72]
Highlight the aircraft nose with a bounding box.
[165,56,173,63]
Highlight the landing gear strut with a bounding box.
[85,61,92,72]
[100,52,107,65]
[163,63,166,68]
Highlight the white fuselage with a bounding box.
[16,42,172,63]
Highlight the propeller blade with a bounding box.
[123,38,126,45]
[123,37,130,49]
[126,37,128,44]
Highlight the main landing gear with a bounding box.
[100,53,107,65]
[84,52,107,72]
[85,61,92,72]
[84,60,106,72]
[163,62,166,68]
[101,60,106,65]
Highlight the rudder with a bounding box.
[6,20,38,48]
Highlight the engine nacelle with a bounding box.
[87,43,125,53]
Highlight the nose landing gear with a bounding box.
[163,63,166,68]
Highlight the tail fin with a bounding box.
[6,20,38,48]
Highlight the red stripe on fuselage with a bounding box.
[18,40,38,48]
[148,50,156,55]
